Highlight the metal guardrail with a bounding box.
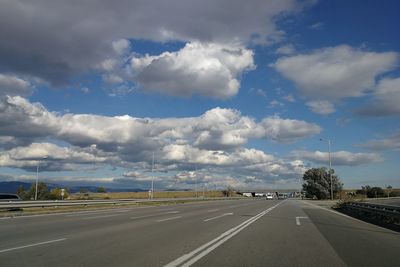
[0,197,243,210]
[341,201,400,221]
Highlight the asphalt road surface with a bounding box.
[1,199,399,267]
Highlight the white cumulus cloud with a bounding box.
[0,73,32,97]
[274,45,398,113]
[358,132,400,151]
[258,116,321,143]
[291,150,383,166]
[130,42,255,98]
[357,77,400,116]
[306,100,336,115]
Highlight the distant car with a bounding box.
[278,193,286,200]
[266,193,273,200]
[0,193,22,202]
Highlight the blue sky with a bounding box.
[0,0,399,190]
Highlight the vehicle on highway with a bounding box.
[266,193,274,200]
[278,193,287,200]
[0,193,21,202]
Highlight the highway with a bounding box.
[1,199,399,267]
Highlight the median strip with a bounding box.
[164,201,283,267]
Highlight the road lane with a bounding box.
[192,199,346,267]
[0,199,246,248]
[0,199,276,266]
[1,199,399,267]
[191,200,400,267]
[301,200,400,267]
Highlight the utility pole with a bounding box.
[35,156,48,201]
[328,139,333,200]
[151,151,154,199]
[194,165,197,198]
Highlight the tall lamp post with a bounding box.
[149,148,163,199]
[194,165,197,198]
[35,156,48,201]
[151,151,155,199]
[320,138,333,200]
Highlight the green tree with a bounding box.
[49,188,70,200]
[366,186,385,198]
[23,182,50,200]
[16,185,29,200]
[222,186,235,197]
[97,186,106,193]
[302,167,343,200]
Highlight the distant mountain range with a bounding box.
[0,181,148,194]
[0,181,32,193]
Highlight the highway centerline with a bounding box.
[164,201,283,267]
[206,209,219,212]
[81,214,122,220]
[157,216,182,222]
[65,208,134,217]
[131,211,181,220]
[203,213,233,222]
[0,238,66,253]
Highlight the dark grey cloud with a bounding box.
[0,0,304,85]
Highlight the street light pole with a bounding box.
[151,151,154,199]
[35,156,47,201]
[328,139,333,200]
[320,138,333,200]
[35,164,39,201]
[194,165,198,198]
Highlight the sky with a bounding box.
[0,0,399,190]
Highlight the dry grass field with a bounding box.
[338,188,400,200]
[70,190,240,200]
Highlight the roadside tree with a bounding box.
[302,167,343,200]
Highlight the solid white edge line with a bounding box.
[164,201,283,267]
[157,216,182,222]
[203,213,233,222]
[0,238,66,253]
